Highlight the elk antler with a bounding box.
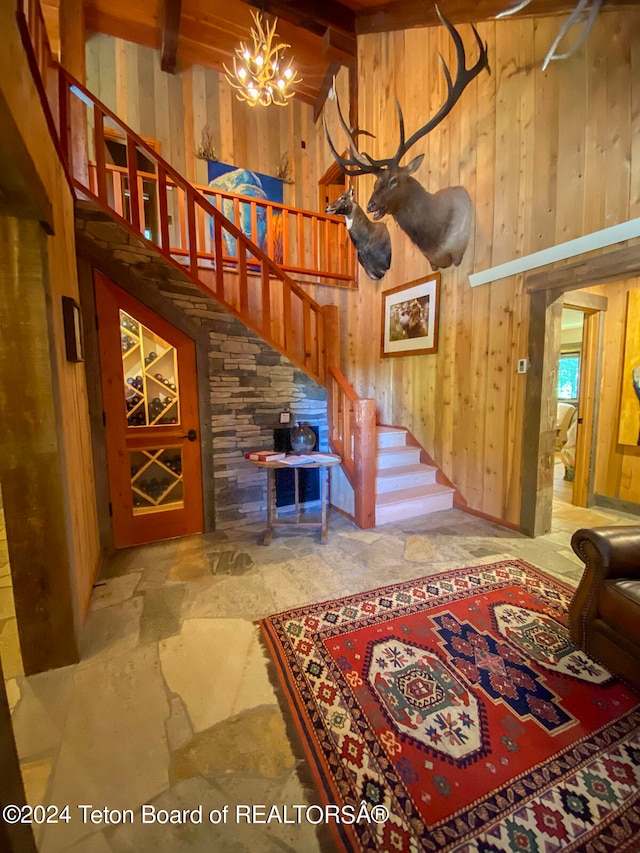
[323,6,489,176]
[322,85,379,176]
[496,0,603,70]
[541,0,602,70]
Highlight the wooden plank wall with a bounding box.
[313,9,640,525]
[85,32,321,212]
[588,277,640,505]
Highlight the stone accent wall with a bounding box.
[160,282,328,529]
[76,209,328,531]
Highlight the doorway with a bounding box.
[521,288,607,536]
[554,308,584,504]
[318,160,348,273]
[101,129,160,243]
[94,271,204,547]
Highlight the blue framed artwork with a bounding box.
[208,162,283,259]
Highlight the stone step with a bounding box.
[376,463,438,494]
[375,484,455,526]
[376,445,422,469]
[376,426,408,449]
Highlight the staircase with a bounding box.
[375,427,454,525]
[18,0,462,533]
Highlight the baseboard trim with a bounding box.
[593,494,640,518]
[457,504,521,532]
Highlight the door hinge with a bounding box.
[102,411,106,426]
[108,502,113,517]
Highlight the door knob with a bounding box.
[183,429,197,441]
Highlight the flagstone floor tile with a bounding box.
[81,596,143,661]
[159,619,276,733]
[90,572,143,611]
[37,645,171,853]
[20,757,52,807]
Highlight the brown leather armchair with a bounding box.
[570,526,640,688]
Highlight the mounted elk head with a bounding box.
[326,186,392,281]
[323,8,489,271]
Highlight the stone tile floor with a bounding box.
[6,498,640,852]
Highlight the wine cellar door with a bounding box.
[95,271,204,547]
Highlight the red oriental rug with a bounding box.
[260,560,640,853]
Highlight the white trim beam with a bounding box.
[469,218,640,287]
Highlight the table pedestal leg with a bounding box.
[321,466,328,543]
[260,468,275,545]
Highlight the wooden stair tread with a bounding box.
[375,483,455,506]
[376,463,437,479]
[377,445,419,458]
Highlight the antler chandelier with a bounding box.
[224,10,301,107]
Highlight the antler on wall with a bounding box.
[497,0,604,70]
[323,7,490,271]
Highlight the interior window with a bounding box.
[558,353,580,401]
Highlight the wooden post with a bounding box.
[59,0,88,185]
[94,107,107,203]
[323,304,340,372]
[125,136,140,231]
[158,164,170,253]
[353,398,377,529]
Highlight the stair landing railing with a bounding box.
[89,162,355,288]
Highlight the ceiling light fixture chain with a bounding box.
[223,10,301,107]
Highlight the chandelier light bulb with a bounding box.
[223,10,302,107]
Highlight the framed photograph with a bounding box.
[381,273,440,358]
[62,296,84,362]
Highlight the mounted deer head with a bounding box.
[323,8,489,271]
[325,186,392,281]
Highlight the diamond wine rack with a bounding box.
[120,310,185,514]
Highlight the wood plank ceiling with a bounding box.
[48,0,640,110]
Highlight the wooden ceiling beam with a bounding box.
[525,244,640,293]
[313,61,342,123]
[161,0,182,74]
[234,0,356,40]
[322,27,357,63]
[355,0,640,34]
